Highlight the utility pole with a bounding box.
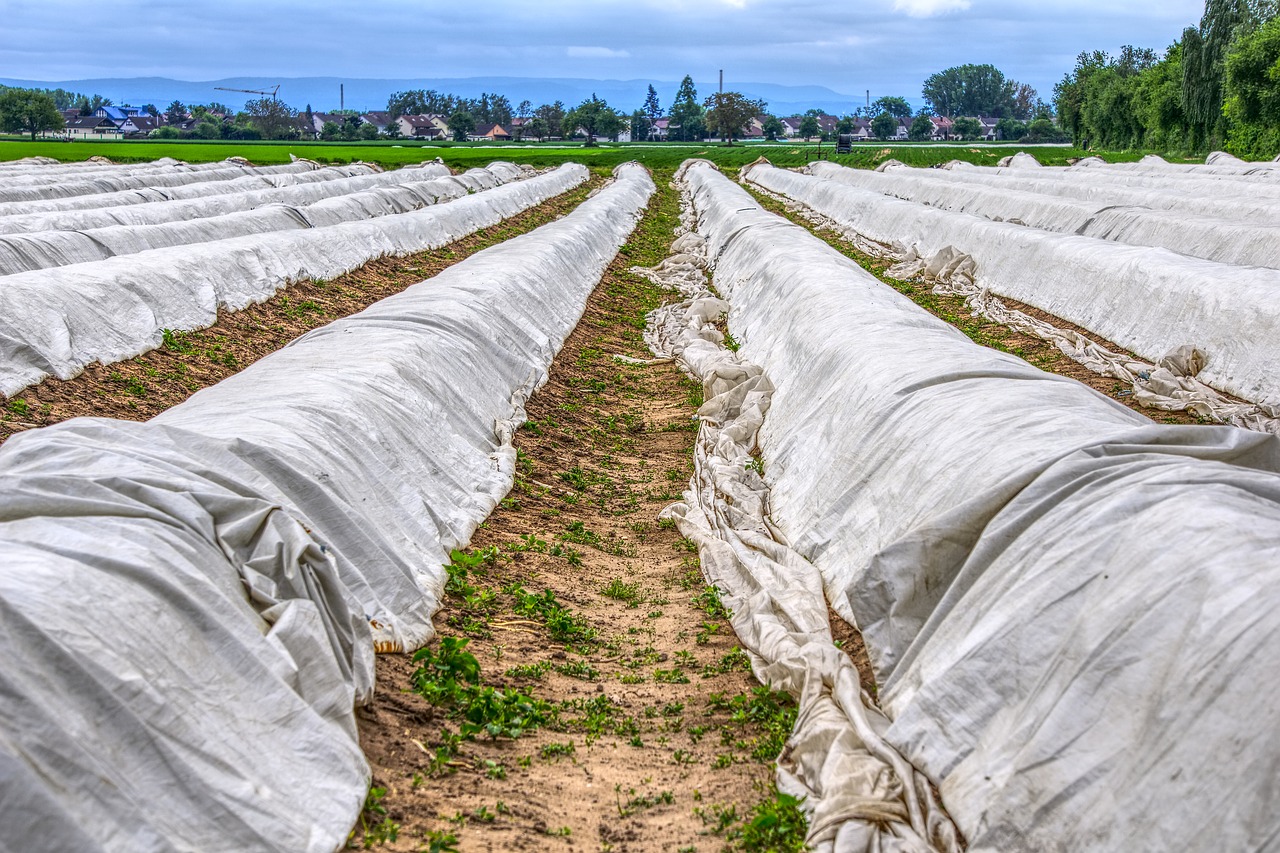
[720,69,723,94]
[866,90,870,111]
[340,83,344,112]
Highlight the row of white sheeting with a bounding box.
[0,159,328,204]
[0,161,452,235]
[882,159,1280,225]
[742,161,1280,409]
[808,161,1280,270]
[0,162,588,397]
[0,161,376,216]
[641,164,959,852]
[682,159,1280,853]
[1078,151,1280,176]
[0,163,533,275]
[0,161,654,852]
[944,154,1280,197]
[0,156,246,189]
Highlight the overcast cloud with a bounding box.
[1,0,1203,103]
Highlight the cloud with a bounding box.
[566,46,632,59]
[892,0,970,17]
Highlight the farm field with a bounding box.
[0,136,1162,171]
[0,150,1277,852]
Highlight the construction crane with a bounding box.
[213,84,280,101]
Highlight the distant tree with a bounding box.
[703,91,764,144]
[804,107,824,117]
[909,115,934,140]
[358,122,379,140]
[953,116,984,140]
[448,110,477,141]
[836,115,855,134]
[320,121,341,141]
[486,93,513,125]
[797,115,820,139]
[669,75,705,141]
[995,116,1028,140]
[243,97,296,139]
[0,89,63,139]
[643,84,662,137]
[151,125,180,139]
[564,94,624,145]
[387,88,457,118]
[762,114,785,140]
[1023,116,1069,143]
[630,109,649,142]
[517,99,533,120]
[526,116,549,141]
[165,100,187,126]
[872,96,913,117]
[514,99,533,140]
[922,64,1022,117]
[871,112,898,140]
[535,101,566,138]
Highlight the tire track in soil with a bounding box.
[0,175,603,447]
[352,176,819,852]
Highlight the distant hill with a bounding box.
[0,75,880,117]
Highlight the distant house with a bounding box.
[49,115,124,140]
[929,116,955,140]
[650,118,670,141]
[397,114,449,140]
[94,105,143,122]
[123,114,162,137]
[311,112,350,135]
[360,111,394,134]
[977,116,1000,141]
[470,122,511,142]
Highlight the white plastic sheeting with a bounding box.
[0,163,588,397]
[879,159,1280,225]
[682,159,1280,853]
[0,157,248,190]
[808,160,1280,269]
[742,161,1280,410]
[0,162,655,852]
[0,159,330,204]
[939,156,1280,198]
[0,162,376,216]
[0,162,533,275]
[640,164,960,852]
[0,161,452,235]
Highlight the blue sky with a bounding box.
[2,0,1204,105]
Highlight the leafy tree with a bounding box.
[534,101,566,138]
[1224,14,1280,155]
[358,122,379,140]
[952,116,984,140]
[995,117,1028,140]
[909,115,934,140]
[704,91,764,144]
[762,115,784,140]
[836,115,855,134]
[1182,0,1265,146]
[151,125,180,139]
[448,110,477,141]
[243,97,296,140]
[669,75,705,141]
[798,114,820,139]
[630,109,649,141]
[526,116,549,141]
[871,112,898,140]
[872,96,912,118]
[319,121,340,141]
[922,64,1029,117]
[563,94,624,145]
[387,89,456,118]
[0,89,64,139]
[165,100,187,125]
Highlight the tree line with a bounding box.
[1055,0,1280,156]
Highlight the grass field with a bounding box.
[0,137,1171,171]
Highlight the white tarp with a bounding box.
[681,159,1280,852]
[640,163,960,852]
[742,161,1280,410]
[878,159,1280,225]
[0,163,533,275]
[0,163,588,397]
[808,161,1280,270]
[0,162,376,216]
[0,157,245,190]
[0,160,329,204]
[0,162,452,235]
[947,155,1280,197]
[0,162,655,852]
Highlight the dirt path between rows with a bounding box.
[350,175,816,852]
[0,176,602,447]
